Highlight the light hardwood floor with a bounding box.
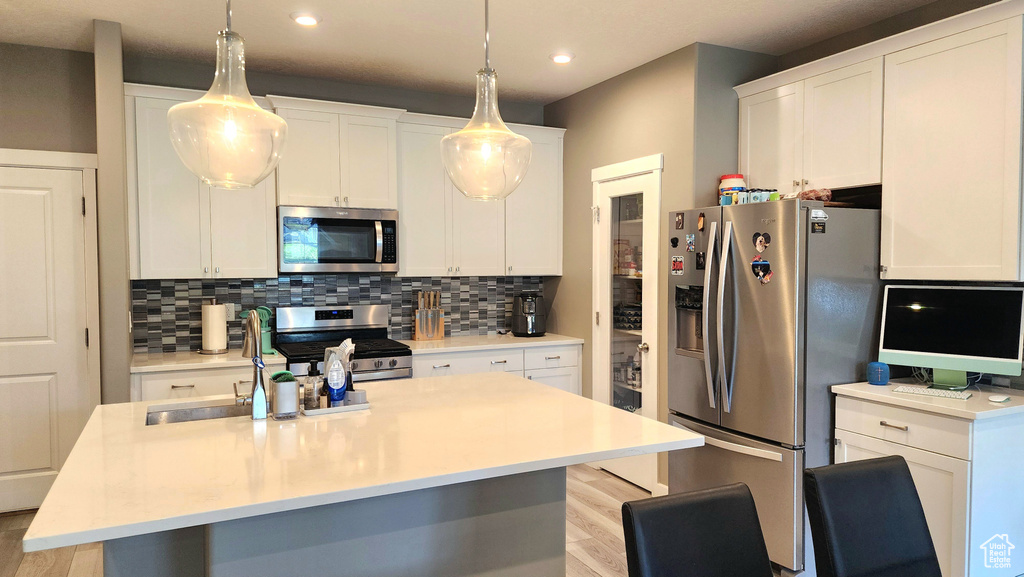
[1,464,646,577]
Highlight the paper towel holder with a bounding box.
[199,298,229,355]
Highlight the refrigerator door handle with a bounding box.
[702,220,718,410]
[717,220,733,413]
[671,422,782,462]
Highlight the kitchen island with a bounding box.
[23,372,702,577]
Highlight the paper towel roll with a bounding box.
[201,303,228,353]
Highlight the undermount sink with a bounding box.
[145,398,251,426]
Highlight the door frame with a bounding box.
[591,154,665,495]
[0,148,101,420]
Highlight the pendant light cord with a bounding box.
[226,0,232,32]
[483,0,491,71]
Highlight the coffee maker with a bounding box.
[511,292,546,337]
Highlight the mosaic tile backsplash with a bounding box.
[131,276,543,353]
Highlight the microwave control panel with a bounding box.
[381,221,397,264]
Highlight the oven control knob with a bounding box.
[389,359,398,368]
[374,360,384,369]
[351,361,359,371]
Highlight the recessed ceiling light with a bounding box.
[290,12,321,27]
[550,52,575,64]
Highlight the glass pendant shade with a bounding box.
[441,70,531,201]
[167,30,287,189]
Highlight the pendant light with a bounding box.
[167,0,287,189]
[440,0,531,201]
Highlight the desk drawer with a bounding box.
[835,397,971,460]
[524,345,579,370]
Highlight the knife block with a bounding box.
[414,308,445,341]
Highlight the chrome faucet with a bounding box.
[239,311,268,420]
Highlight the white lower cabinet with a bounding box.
[411,343,581,394]
[525,366,580,395]
[834,394,1024,577]
[834,428,968,577]
[131,367,256,402]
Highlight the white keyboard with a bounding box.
[892,385,972,400]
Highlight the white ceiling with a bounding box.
[1,0,937,103]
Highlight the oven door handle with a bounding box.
[375,221,384,263]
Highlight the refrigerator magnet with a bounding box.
[752,232,771,253]
[697,213,705,231]
[685,234,696,252]
[675,213,684,230]
[671,256,685,275]
[751,255,773,285]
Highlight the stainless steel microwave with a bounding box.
[278,206,398,273]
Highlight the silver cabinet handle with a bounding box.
[702,220,718,410]
[491,360,507,365]
[433,364,451,369]
[343,196,349,204]
[793,180,801,188]
[802,179,809,186]
[637,342,649,354]
[545,355,561,360]
[448,267,453,273]
[171,384,195,390]
[204,267,209,274]
[335,196,340,205]
[508,266,513,273]
[215,266,220,274]
[880,421,909,432]
[455,266,460,273]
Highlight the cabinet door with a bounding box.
[451,191,506,276]
[275,109,341,207]
[209,177,278,279]
[342,116,398,209]
[881,18,1023,281]
[505,130,562,276]
[397,123,451,277]
[135,97,211,279]
[740,82,804,196]
[835,429,969,577]
[803,58,883,189]
[525,366,580,395]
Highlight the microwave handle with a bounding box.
[375,221,384,263]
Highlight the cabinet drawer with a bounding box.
[136,367,254,401]
[524,345,579,370]
[412,349,525,377]
[835,397,972,460]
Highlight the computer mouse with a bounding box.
[988,394,1011,403]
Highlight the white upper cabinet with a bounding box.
[802,58,883,190]
[451,187,506,276]
[397,123,451,277]
[269,96,403,209]
[274,108,341,208]
[740,83,804,196]
[881,18,1023,281]
[505,126,563,276]
[133,97,210,279]
[127,88,278,280]
[397,114,565,277]
[740,58,883,195]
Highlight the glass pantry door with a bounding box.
[591,155,663,494]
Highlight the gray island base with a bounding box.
[103,467,567,577]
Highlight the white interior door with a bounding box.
[0,166,99,511]
[591,155,663,494]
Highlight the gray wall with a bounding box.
[0,43,96,153]
[778,0,1000,69]
[543,43,775,485]
[123,53,544,125]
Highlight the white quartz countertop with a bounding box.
[832,381,1024,420]
[24,373,701,552]
[399,333,584,354]
[130,349,287,373]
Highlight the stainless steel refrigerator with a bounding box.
[666,200,880,575]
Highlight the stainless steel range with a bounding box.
[273,305,412,382]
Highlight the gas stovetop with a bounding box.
[273,305,412,380]
[275,338,411,362]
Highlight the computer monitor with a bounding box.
[878,285,1024,388]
